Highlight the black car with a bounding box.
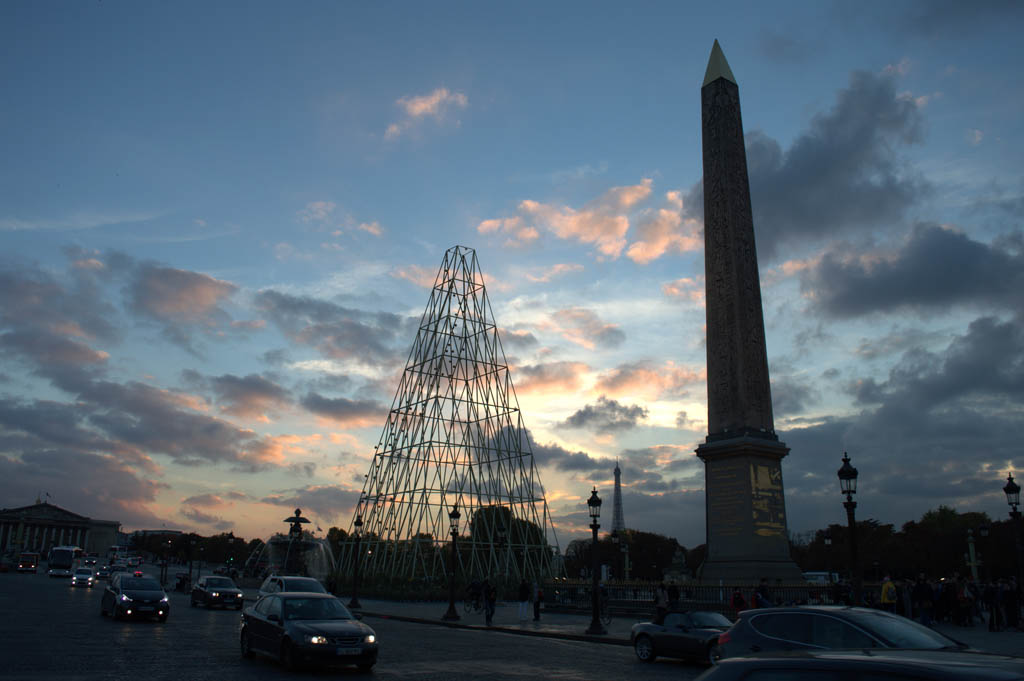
[257,574,327,599]
[240,592,377,671]
[191,575,245,609]
[95,565,111,580]
[100,573,170,621]
[694,649,1024,681]
[631,610,732,665]
[717,606,966,660]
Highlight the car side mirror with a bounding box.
[268,614,281,623]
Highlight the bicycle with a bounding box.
[464,594,483,614]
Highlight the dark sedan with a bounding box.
[717,606,966,660]
[694,649,1024,681]
[191,575,245,609]
[240,592,377,671]
[631,610,732,665]
[100,573,170,621]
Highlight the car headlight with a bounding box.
[120,594,132,602]
[211,592,219,597]
[365,634,376,644]
[309,635,329,645]
[160,596,169,603]
[236,593,243,597]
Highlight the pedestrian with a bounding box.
[1003,577,1020,631]
[730,588,747,613]
[655,582,669,623]
[517,578,530,621]
[753,578,774,608]
[533,581,542,621]
[880,575,897,613]
[484,578,497,626]
[912,573,933,627]
[667,582,680,609]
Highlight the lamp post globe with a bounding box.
[442,503,461,621]
[585,487,606,635]
[837,452,862,605]
[348,514,363,609]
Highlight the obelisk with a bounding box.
[695,40,802,582]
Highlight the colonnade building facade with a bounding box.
[0,501,120,556]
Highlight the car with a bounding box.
[108,563,128,578]
[84,557,97,566]
[716,606,967,660]
[100,573,170,621]
[191,575,245,609]
[257,575,327,599]
[240,592,378,671]
[95,565,112,580]
[71,567,96,587]
[631,610,732,665]
[17,552,39,573]
[693,649,1024,681]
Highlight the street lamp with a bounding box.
[442,503,461,621]
[1004,473,1023,591]
[837,452,862,605]
[585,487,605,635]
[348,514,363,609]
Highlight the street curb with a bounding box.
[356,610,632,647]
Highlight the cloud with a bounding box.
[770,376,819,418]
[475,216,539,248]
[357,221,383,236]
[661,276,705,305]
[499,328,539,351]
[685,70,927,261]
[513,361,589,394]
[562,396,649,433]
[385,87,468,139]
[299,392,386,427]
[298,201,337,223]
[181,506,234,530]
[540,308,625,350]
[532,440,610,472]
[523,263,583,283]
[261,485,361,522]
[799,224,1024,318]
[254,289,409,366]
[625,191,702,264]
[390,264,438,288]
[595,361,704,400]
[182,493,227,508]
[183,371,292,421]
[966,129,984,146]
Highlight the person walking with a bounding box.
[517,578,530,621]
[484,578,497,626]
[912,573,933,627]
[880,575,897,613]
[655,583,669,623]
[532,581,542,621]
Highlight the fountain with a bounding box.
[243,508,335,582]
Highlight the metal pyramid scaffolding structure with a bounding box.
[346,245,561,581]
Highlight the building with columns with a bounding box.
[0,501,120,556]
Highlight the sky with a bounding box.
[1,1,1022,551]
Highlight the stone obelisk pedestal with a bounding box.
[696,40,802,583]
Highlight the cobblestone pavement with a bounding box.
[0,570,704,681]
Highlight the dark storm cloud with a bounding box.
[891,0,1024,37]
[685,70,925,260]
[770,376,819,418]
[531,440,608,472]
[299,392,386,426]
[561,396,648,433]
[181,506,234,531]
[778,316,1024,534]
[498,327,539,351]
[0,449,168,529]
[801,224,1024,317]
[184,371,292,419]
[254,289,409,365]
[261,485,360,522]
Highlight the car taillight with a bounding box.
[718,631,732,645]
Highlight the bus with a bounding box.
[47,546,84,578]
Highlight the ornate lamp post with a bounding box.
[348,514,363,609]
[823,531,833,584]
[442,504,461,621]
[837,452,862,605]
[585,487,606,635]
[1004,473,1023,591]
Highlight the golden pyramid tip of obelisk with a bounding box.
[703,39,737,87]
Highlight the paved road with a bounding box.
[0,569,705,681]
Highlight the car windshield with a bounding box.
[844,611,961,649]
[282,597,351,621]
[207,578,235,588]
[75,569,92,575]
[282,578,326,593]
[690,611,732,627]
[122,578,162,591]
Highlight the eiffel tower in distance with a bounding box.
[347,245,561,582]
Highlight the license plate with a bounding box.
[336,647,361,656]
[137,606,154,612]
